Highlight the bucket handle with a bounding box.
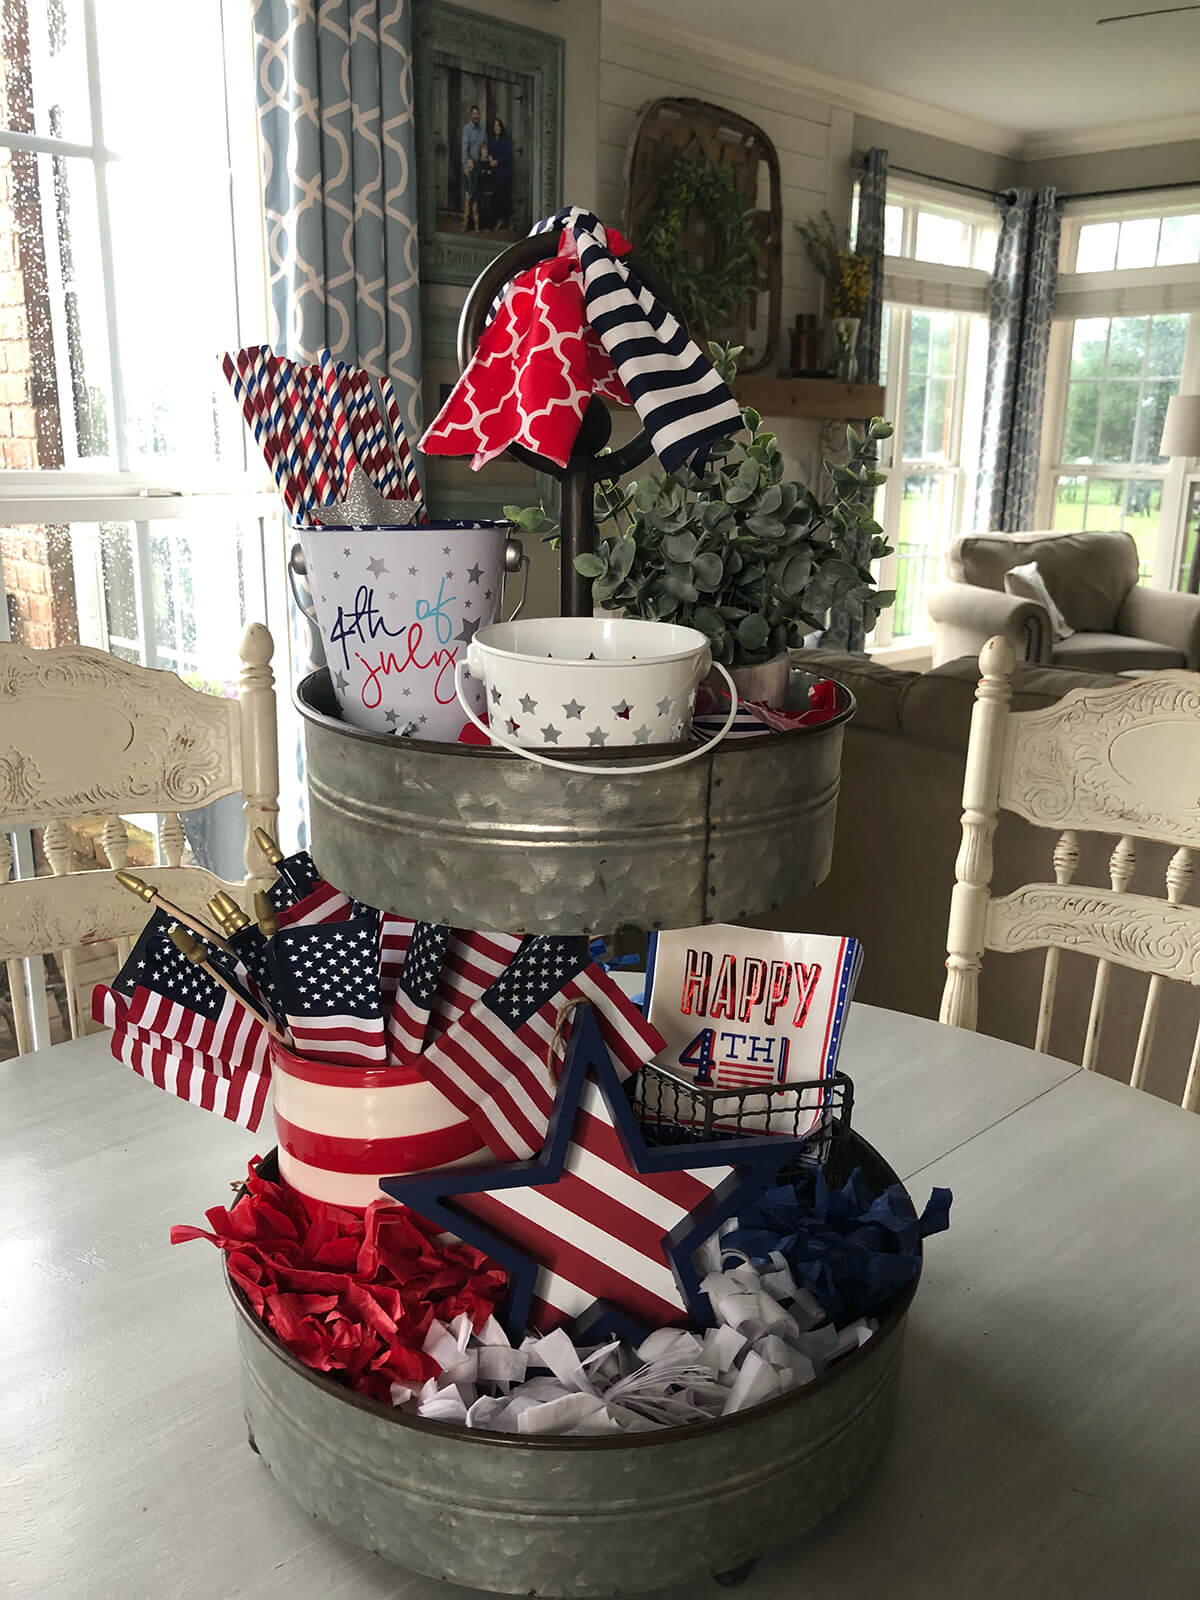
[502,537,529,622]
[453,658,739,776]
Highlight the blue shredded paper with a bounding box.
[720,1168,953,1326]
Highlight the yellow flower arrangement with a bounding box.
[797,212,872,319]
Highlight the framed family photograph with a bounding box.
[413,1,564,286]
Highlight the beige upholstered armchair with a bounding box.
[926,530,1200,671]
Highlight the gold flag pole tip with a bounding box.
[253,827,284,866]
[115,869,156,902]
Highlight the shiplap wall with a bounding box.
[597,22,857,370]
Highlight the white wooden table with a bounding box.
[3,1005,1199,1599]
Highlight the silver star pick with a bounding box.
[311,465,419,528]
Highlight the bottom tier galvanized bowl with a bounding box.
[231,1133,917,1597]
[295,665,855,934]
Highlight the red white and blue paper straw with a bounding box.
[380,374,428,522]
[220,346,429,524]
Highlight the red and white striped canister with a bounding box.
[269,1040,489,1208]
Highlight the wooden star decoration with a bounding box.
[310,464,419,528]
[380,1006,803,1344]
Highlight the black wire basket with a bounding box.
[630,1063,855,1191]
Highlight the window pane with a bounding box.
[1135,380,1175,464]
[1,515,261,680]
[0,149,116,469]
[1106,317,1148,378]
[1147,313,1187,377]
[1062,383,1100,462]
[1069,319,1110,379]
[1115,217,1160,270]
[893,473,955,636]
[1097,382,1139,463]
[971,222,999,274]
[0,0,91,145]
[1052,475,1089,530]
[919,377,953,461]
[107,161,245,474]
[883,203,903,257]
[914,210,971,268]
[1075,222,1118,274]
[904,374,927,451]
[928,314,956,377]
[1157,214,1200,267]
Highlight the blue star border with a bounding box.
[381,1006,806,1344]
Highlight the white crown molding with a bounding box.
[1020,111,1200,163]
[602,3,1200,166]
[601,4,1026,158]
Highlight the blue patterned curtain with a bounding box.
[974,187,1061,531]
[820,147,887,652]
[854,147,887,385]
[251,1,423,841]
[252,0,422,441]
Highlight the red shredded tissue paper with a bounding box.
[172,1159,507,1403]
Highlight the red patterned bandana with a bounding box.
[422,228,632,471]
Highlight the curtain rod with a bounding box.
[859,158,1200,207]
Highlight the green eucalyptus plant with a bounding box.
[510,344,896,668]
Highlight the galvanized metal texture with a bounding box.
[231,1134,916,1597]
[297,667,854,933]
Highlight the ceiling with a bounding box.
[607,0,1200,142]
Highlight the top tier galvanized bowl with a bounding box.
[296,664,854,933]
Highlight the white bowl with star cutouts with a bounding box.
[463,616,713,752]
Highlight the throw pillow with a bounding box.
[1004,561,1075,641]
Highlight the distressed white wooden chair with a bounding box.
[941,634,1200,1111]
[0,624,279,1051]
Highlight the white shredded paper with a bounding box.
[391,1227,875,1435]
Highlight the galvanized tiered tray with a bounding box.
[230,225,912,1596]
[297,663,854,933]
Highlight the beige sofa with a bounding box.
[926,529,1200,671]
[771,648,1195,1106]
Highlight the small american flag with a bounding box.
[124,931,271,1076]
[275,913,387,1065]
[94,984,271,1131]
[418,936,665,1162]
[386,920,450,1062]
[378,912,415,1007]
[267,849,353,926]
[428,929,525,1038]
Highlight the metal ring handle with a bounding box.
[455,225,687,485]
[453,660,740,777]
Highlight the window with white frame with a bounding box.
[1038,193,1200,587]
[0,0,284,683]
[870,184,998,646]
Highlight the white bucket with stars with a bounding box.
[454,617,739,775]
[298,521,517,741]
